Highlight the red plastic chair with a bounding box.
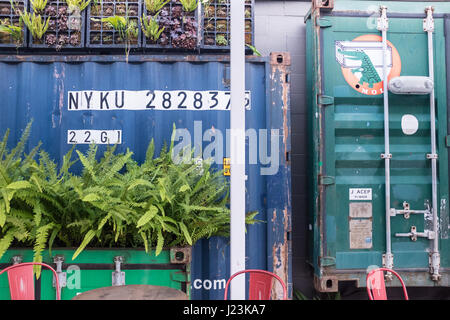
[224,269,287,300]
[366,267,408,300]
[0,262,61,300]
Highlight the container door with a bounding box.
[320,14,449,272]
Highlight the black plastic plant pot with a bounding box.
[29,0,86,50]
[142,0,199,51]
[200,0,254,53]
[0,0,27,49]
[87,0,141,49]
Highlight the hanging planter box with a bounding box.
[200,0,254,52]
[86,0,141,49]
[0,0,27,48]
[142,0,199,51]
[28,0,85,50]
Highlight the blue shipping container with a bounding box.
[0,53,292,300]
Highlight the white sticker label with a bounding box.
[67,90,251,111]
[401,114,419,135]
[67,130,122,144]
[349,188,372,200]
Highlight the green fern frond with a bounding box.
[33,222,54,278]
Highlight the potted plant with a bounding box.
[143,0,199,51]
[200,0,254,51]
[87,0,141,51]
[0,0,27,48]
[0,123,258,298]
[22,0,88,50]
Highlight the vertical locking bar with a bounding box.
[52,255,67,289]
[424,6,441,281]
[112,256,125,286]
[11,256,22,265]
[378,5,394,274]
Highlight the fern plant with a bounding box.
[0,20,23,46]
[144,0,169,14]
[30,0,48,13]
[141,13,164,42]
[20,11,49,40]
[65,0,91,12]
[179,0,198,12]
[0,123,259,270]
[93,15,138,61]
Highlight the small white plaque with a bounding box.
[349,188,372,200]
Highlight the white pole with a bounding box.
[230,0,246,300]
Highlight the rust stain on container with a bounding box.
[271,207,290,299]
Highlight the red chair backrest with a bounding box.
[7,264,35,300]
[224,269,287,300]
[366,267,408,300]
[0,262,61,300]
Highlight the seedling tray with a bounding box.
[142,0,199,51]
[29,0,86,50]
[200,0,254,52]
[87,0,141,49]
[0,0,27,48]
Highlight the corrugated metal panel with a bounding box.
[307,1,450,291]
[0,53,291,300]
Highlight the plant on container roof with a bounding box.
[92,14,138,61]
[65,0,91,12]
[215,34,227,46]
[246,44,261,56]
[145,0,169,14]
[20,11,49,40]
[0,19,23,46]
[30,0,48,13]
[141,13,165,43]
[179,0,198,12]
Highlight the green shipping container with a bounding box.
[0,248,191,300]
[306,0,450,292]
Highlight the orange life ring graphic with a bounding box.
[336,34,401,96]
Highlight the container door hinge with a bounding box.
[112,256,125,286]
[429,252,441,281]
[316,18,332,28]
[318,95,334,106]
[319,175,335,185]
[320,256,336,267]
[52,255,67,289]
[382,253,394,280]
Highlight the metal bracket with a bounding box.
[112,256,125,286]
[395,226,435,241]
[382,253,394,280]
[319,175,335,186]
[316,18,332,28]
[377,6,389,31]
[318,95,334,106]
[429,252,441,281]
[390,201,431,219]
[381,153,392,159]
[423,6,435,32]
[52,255,67,289]
[426,153,438,159]
[11,256,23,265]
[313,0,334,10]
[320,256,336,267]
